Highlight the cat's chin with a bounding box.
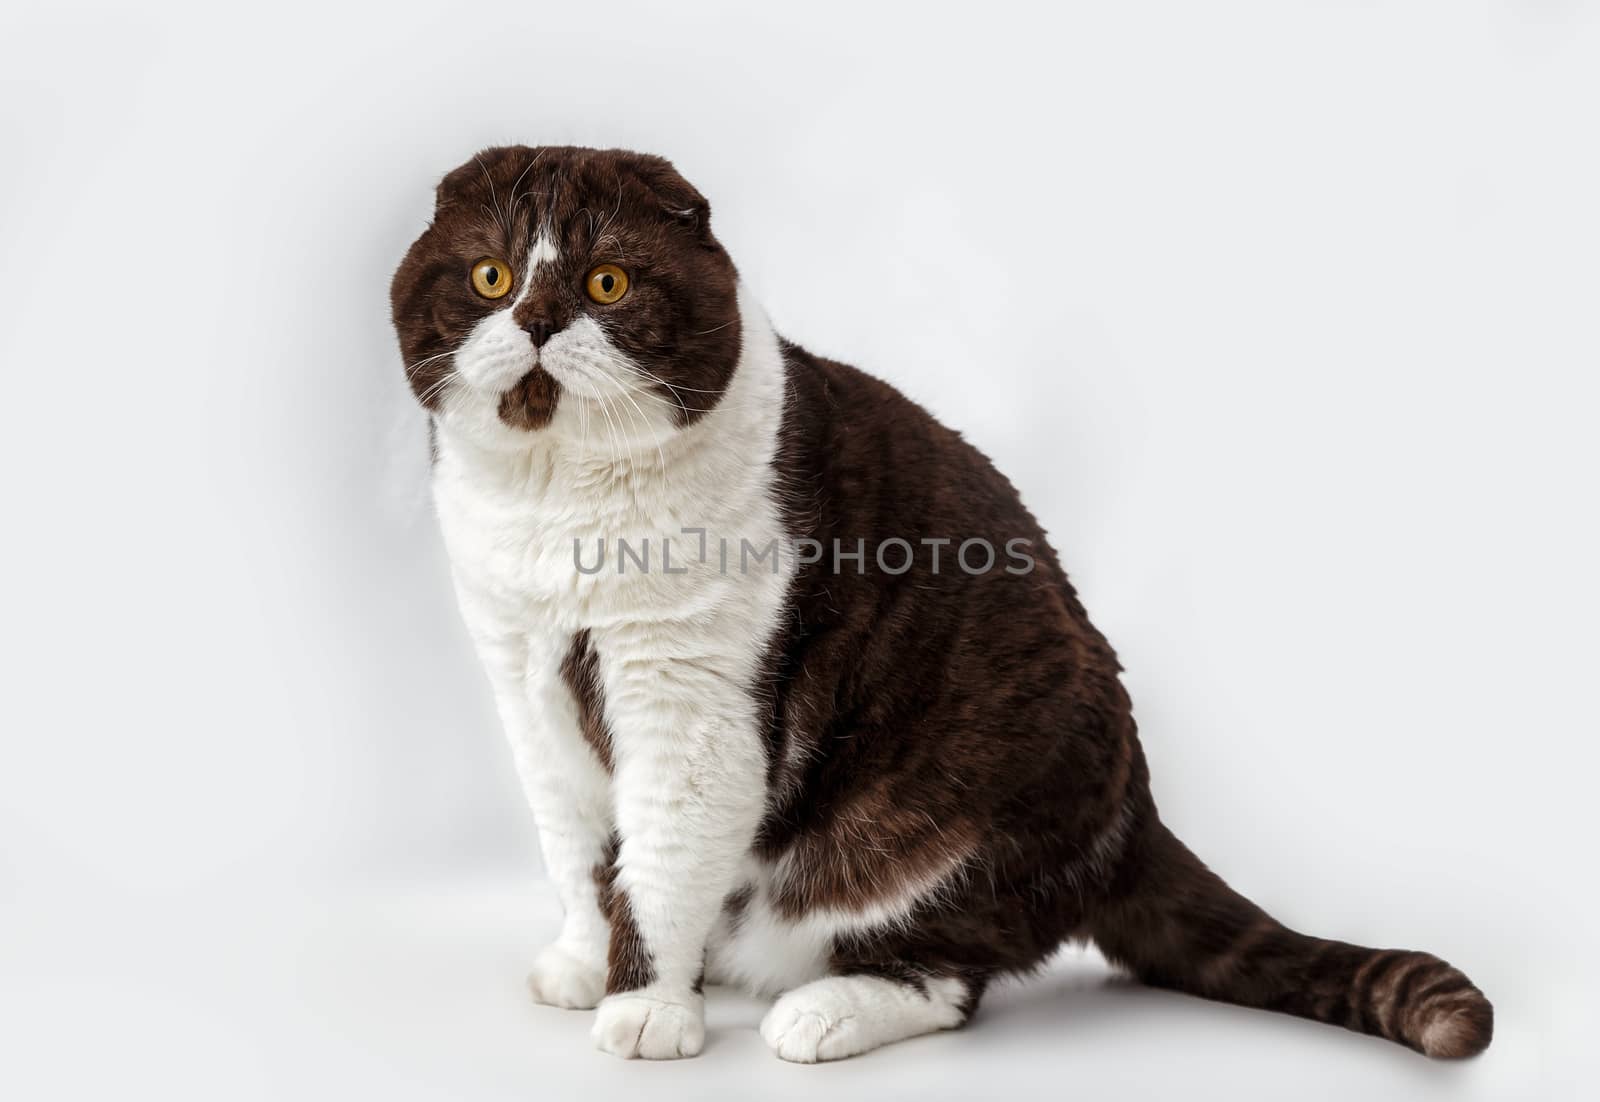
[495,367,560,432]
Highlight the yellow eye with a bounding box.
[471,258,513,299]
[585,264,629,304]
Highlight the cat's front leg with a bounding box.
[467,620,614,1010]
[587,628,768,1060]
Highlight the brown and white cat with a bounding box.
[389,146,1492,1062]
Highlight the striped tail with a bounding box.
[1091,819,1492,1058]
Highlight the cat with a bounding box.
[389,145,1492,1063]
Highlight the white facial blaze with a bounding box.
[526,233,558,270]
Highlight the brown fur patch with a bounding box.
[768,797,978,918]
[748,338,1141,980]
[721,883,754,931]
[496,367,559,431]
[560,629,611,773]
[593,837,654,994]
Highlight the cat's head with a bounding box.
[390,146,740,450]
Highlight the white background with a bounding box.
[2,1,1596,1098]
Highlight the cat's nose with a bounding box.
[523,319,556,348]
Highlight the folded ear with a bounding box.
[433,151,492,212]
[630,154,715,245]
[433,146,532,212]
[434,172,463,210]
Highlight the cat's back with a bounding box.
[774,338,1078,600]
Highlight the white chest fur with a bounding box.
[431,287,793,648]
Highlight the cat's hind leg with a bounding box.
[759,970,984,1063]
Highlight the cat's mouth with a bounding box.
[496,367,559,432]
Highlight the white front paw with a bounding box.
[591,991,705,1059]
[760,975,969,1062]
[526,943,606,1010]
[761,993,858,1063]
